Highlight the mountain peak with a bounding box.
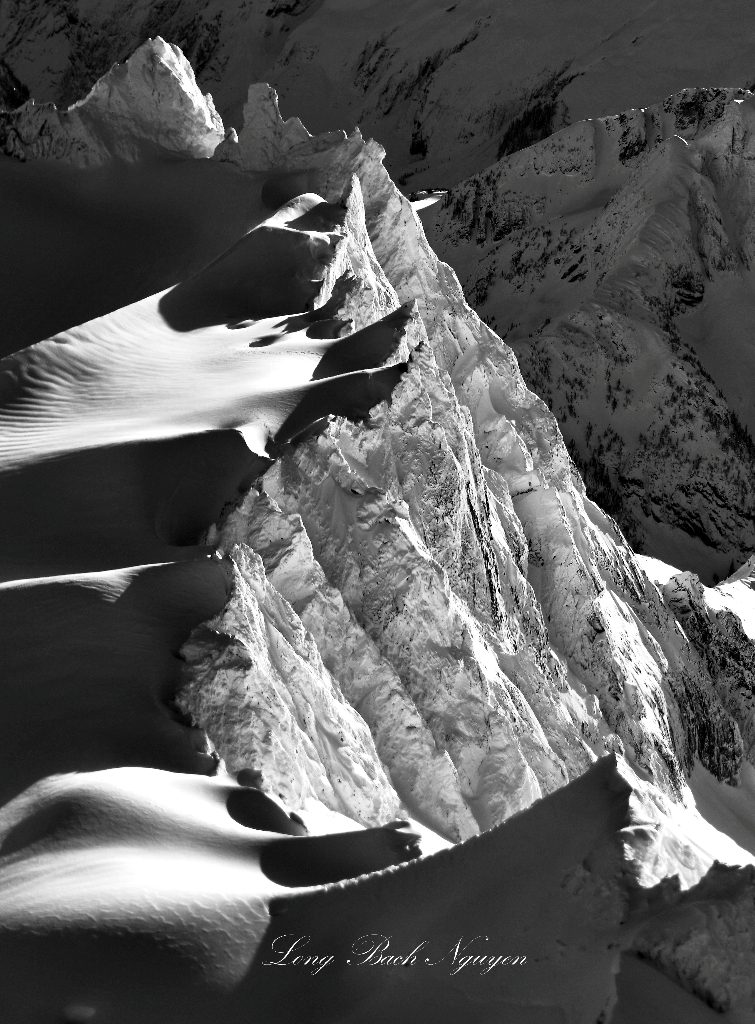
[0,35,224,165]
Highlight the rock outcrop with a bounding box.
[631,862,755,1020]
[656,567,755,765]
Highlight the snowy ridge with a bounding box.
[6,0,755,187]
[2,36,755,1022]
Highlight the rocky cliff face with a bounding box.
[423,88,755,585]
[658,566,755,766]
[173,81,752,830]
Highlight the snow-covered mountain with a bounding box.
[423,87,755,585]
[5,0,755,187]
[2,32,755,1024]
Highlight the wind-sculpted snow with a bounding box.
[424,87,755,585]
[0,767,429,1022]
[0,189,409,466]
[3,37,755,1023]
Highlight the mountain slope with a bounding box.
[423,87,755,584]
[5,0,755,187]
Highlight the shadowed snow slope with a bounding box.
[0,756,635,1023]
[4,38,755,1024]
[0,191,409,465]
[0,150,272,350]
